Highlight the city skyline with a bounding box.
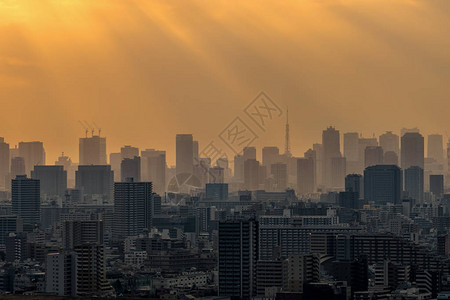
[2,0,450,164]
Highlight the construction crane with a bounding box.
[78,120,88,137]
[93,122,101,137]
[83,121,95,137]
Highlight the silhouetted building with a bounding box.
[176,134,194,174]
[262,147,281,168]
[364,165,402,205]
[208,166,224,184]
[12,175,40,230]
[401,132,424,170]
[0,138,9,189]
[244,159,260,190]
[364,146,383,168]
[206,183,228,200]
[18,141,45,176]
[404,166,424,204]
[141,149,166,195]
[380,131,399,156]
[120,145,139,160]
[109,152,121,182]
[345,174,363,199]
[271,162,287,192]
[218,219,258,299]
[384,151,399,165]
[10,156,25,179]
[428,134,444,165]
[323,126,341,188]
[297,157,315,194]
[120,156,140,182]
[430,174,444,198]
[113,179,153,240]
[31,165,67,199]
[331,157,346,189]
[79,135,106,165]
[75,165,114,204]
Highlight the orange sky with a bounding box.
[1,0,450,165]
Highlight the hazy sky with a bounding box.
[1,0,450,165]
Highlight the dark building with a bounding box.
[364,146,383,168]
[31,165,67,199]
[176,134,194,175]
[113,179,153,240]
[364,165,401,205]
[11,175,40,231]
[339,191,360,209]
[345,174,363,199]
[218,219,258,299]
[206,183,228,200]
[404,166,424,204]
[0,138,9,189]
[297,158,315,194]
[75,165,114,203]
[120,156,141,182]
[430,174,444,198]
[401,132,424,170]
[11,157,25,179]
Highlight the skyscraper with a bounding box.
[120,145,139,160]
[345,174,363,199]
[430,174,444,198]
[218,219,258,298]
[358,137,378,173]
[428,134,444,165]
[109,152,121,182]
[331,157,346,189]
[11,175,40,230]
[297,157,315,194]
[401,132,424,170]
[120,156,141,182]
[404,166,424,204]
[113,179,153,240]
[176,134,193,174]
[262,146,280,168]
[208,166,224,184]
[379,131,399,156]
[364,165,402,205]
[31,165,67,199]
[244,159,260,190]
[10,156,25,179]
[141,149,166,195]
[0,138,10,189]
[75,165,114,203]
[79,135,106,165]
[364,146,384,168]
[344,132,359,174]
[243,146,257,161]
[18,141,45,176]
[271,162,287,192]
[322,126,341,188]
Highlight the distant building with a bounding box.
[379,131,399,156]
[11,175,40,230]
[31,165,67,199]
[206,183,228,200]
[404,166,424,204]
[244,159,260,190]
[75,165,114,204]
[176,134,194,174]
[364,146,383,168]
[401,132,424,170]
[297,158,315,194]
[364,165,402,205]
[120,156,140,182]
[120,145,139,160]
[141,149,166,195]
[322,126,341,188]
[0,138,9,189]
[79,135,106,165]
[430,174,444,198]
[271,162,287,192]
[18,141,45,176]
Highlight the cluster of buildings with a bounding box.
[0,125,450,299]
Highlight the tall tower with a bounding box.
[284,108,291,157]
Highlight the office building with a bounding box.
[271,162,287,192]
[322,126,341,188]
[206,183,228,200]
[297,157,315,194]
[31,165,67,199]
[345,174,363,199]
[79,135,106,165]
[75,165,114,203]
[141,149,166,195]
[380,131,399,156]
[176,134,193,174]
[428,134,444,164]
[10,156,25,179]
[113,179,153,240]
[364,165,402,205]
[120,156,140,182]
[11,175,40,230]
[244,159,260,190]
[109,152,121,182]
[401,132,424,170]
[364,146,383,168]
[208,166,224,184]
[262,147,280,168]
[430,174,444,198]
[0,215,23,246]
[384,151,399,165]
[0,138,9,189]
[404,166,424,204]
[331,157,346,189]
[120,145,139,160]
[18,141,45,176]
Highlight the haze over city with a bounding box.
[2,0,450,164]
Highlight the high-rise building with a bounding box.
[344,132,360,175]
[109,152,121,182]
[18,141,45,176]
[0,138,10,189]
[380,131,399,156]
[11,175,40,230]
[234,154,245,182]
[31,165,67,199]
[404,166,424,204]
[0,215,23,246]
[176,134,193,174]
[55,153,76,189]
[401,132,424,170]
[430,174,444,198]
[62,220,104,249]
[331,157,346,189]
[46,252,77,296]
[262,147,280,168]
[113,179,153,240]
[208,166,224,184]
[364,165,402,205]
[313,144,323,187]
[120,156,140,182]
[218,219,258,298]
[243,147,257,161]
[364,146,384,168]
[79,135,106,165]
[358,137,378,173]
[206,183,228,200]
[297,158,315,194]
[244,159,260,190]
[322,126,341,188]
[271,162,287,192]
[75,165,114,203]
[345,174,363,199]
[428,134,444,165]
[120,145,139,160]
[10,157,25,180]
[141,149,166,195]
[384,151,399,165]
